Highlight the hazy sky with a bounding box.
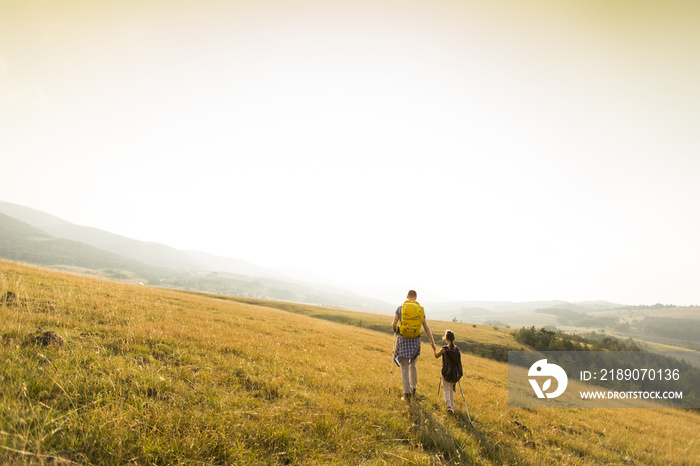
[2,0,699,305]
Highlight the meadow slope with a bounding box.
[0,261,698,465]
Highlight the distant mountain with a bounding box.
[0,202,391,311]
[0,202,308,278]
[0,212,52,242]
[0,201,73,229]
[161,272,390,311]
[429,299,624,321]
[1,201,626,316]
[0,213,166,280]
[182,250,285,279]
[549,300,624,313]
[0,202,198,270]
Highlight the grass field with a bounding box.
[1,261,698,465]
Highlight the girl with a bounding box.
[434,329,462,414]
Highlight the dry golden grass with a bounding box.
[0,261,698,465]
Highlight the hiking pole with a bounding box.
[389,331,398,394]
[457,381,472,424]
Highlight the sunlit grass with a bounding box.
[1,261,698,464]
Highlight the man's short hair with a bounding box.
[407,290,417,300]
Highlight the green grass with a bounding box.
[1,261,698,465]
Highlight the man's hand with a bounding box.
[431,342,437,352]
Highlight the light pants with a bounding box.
[442,377,455,409]
[398,357,417,394]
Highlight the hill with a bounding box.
[429,300,624,322]
[0,201,198,270]
[0,202,390,311]
[1,261,697,464]
[586,305,700,351]
[0,213,166,281]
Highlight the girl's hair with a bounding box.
[445,329,455,348]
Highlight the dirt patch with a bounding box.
[2,291,18,306]
[33,330,65,347]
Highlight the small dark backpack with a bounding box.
[441,345,463,383]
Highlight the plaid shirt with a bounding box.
[394,306,422,361]
[395,334,421,361]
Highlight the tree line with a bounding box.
[513,326,640,352]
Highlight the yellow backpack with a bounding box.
[399,300,424,338]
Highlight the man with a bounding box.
[391,290,437,401]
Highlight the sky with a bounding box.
[1,0,699,305]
